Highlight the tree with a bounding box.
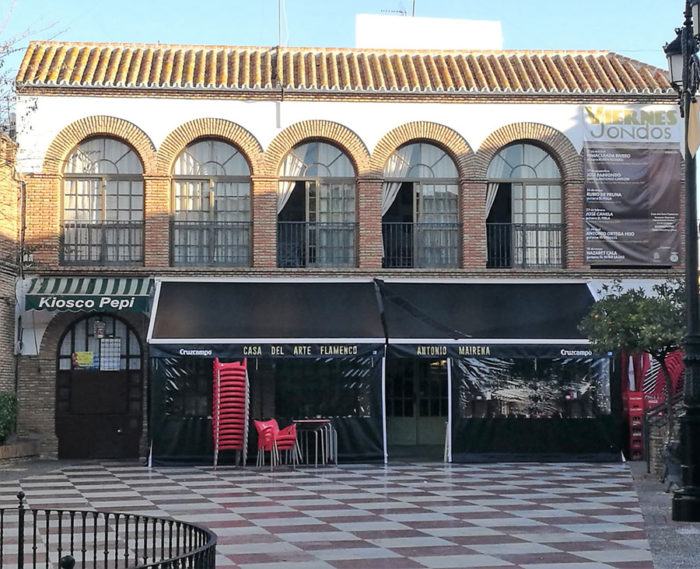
[578,279,684,441]
[0,1,59,133]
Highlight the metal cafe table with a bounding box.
[293,419,337,466]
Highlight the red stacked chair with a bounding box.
[212,358,249,467]
[275,423,300,467]
[253,418,301,471]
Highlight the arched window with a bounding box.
[57,315,142,371]
[277,141,356,267]
[172,139,251,266]
[382,142,460,268]
[62,137,144,265]
[486,143,563,268]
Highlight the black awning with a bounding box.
[147,279,386,358]
[378,280,596,357]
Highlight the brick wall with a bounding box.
[0,136,18,393]
[16,311,148,458]
[15,100,685,459]
[19,113,685,280]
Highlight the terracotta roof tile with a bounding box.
[16,41,672,95]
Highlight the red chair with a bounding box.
[253,419,301,470]
[213,358,249,468]
[275,423,300,468]
[254,419,277,470]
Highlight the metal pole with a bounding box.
[673,0,700,522]
[381,355,388,465]
[278,0,282,46]
[446,357,452,463]
[17,492,25,569]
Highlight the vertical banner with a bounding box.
[583,105,682,265]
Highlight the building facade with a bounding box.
[12,41,681,461]
[0,137,18,395]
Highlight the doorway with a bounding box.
[56,315,143,459]
[386,359,448,459]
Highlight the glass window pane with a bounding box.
[174,139,250,176]
[280,142,354,178]
[65,138,143,174]
[487,143,560,180]
[384,142,457,179]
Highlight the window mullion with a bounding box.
[208,179,215,263]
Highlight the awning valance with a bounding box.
[377,280,596,357]
[25,277,152,312]
[147,279,600,360]
[147,279,386,358]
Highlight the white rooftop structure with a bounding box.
[355,14,503,50]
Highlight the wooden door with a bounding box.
[56,315,143,459]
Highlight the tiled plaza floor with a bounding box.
[0,461,652,569]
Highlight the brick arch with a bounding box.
[370,122,472,179]
[474,123,582,181]
[157,118,264,176]
[42,116,157,175]
[264,120,370,177]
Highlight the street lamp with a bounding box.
[665,0,700,522]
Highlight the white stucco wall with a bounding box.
[15,94,591,172]
[15,94,683,173]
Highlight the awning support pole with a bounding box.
[446,357,452,463]
[382,355,388,465]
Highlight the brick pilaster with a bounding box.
[144,175,170,267]
[24,173,61,267]
[252,175,278,268]
[463,181,487,268]
[564,178,586,269]
[358,177,382,269]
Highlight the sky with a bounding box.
[0,0,683,75]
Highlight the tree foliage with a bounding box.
[0,1,59,132]
[579,279,685,443]
[579,280,684,361]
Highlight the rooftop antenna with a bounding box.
[412,0,416,17]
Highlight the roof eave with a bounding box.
[15,81,678,99]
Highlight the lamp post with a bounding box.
[665,0,700,522]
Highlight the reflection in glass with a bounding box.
[455,357,611,419]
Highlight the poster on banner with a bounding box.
[583,105,682,266]
[72,351,97,369]
[100,338,121,371]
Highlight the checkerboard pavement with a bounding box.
[0,461,652,569]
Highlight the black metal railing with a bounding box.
[0,492,216,569]
[171,220,252,266]
[61,221,144,265]
[486,223,564,268]
[277,221,357,267]
[382,222,461,268]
